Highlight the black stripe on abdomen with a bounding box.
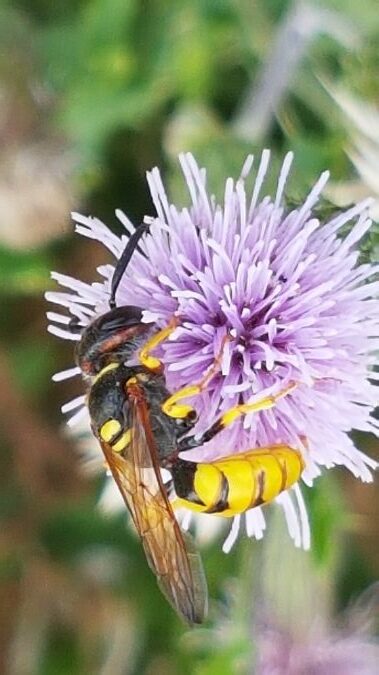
[251,469,265,507]
[172,460,205,506]
[205,470,229,514]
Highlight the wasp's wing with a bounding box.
[100,386,207,625]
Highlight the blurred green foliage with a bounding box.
[0,0,378,673]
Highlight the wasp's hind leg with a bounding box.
[178,382,297,451]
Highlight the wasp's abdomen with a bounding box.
[87,364,131,454]
[98,418,132,453]
[173,446,305,517]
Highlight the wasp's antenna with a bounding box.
[110,223,150,309]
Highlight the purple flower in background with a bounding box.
[46,151,378,552]
[257,626,379,675]
[256,582,379,675]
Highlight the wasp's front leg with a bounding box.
[138,317,180,372]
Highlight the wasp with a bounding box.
[73,224,305,624]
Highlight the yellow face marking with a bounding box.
[126,376,138,385]
[112,429,132,453]
[93,362,119,384]
[162,385,197,419]
[100,419,122,442]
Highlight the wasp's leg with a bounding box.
[138,317,179,371]
[162,336,230,419]
[178,382,297,451]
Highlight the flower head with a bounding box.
[46,150,378,552]
[257,622,379,675]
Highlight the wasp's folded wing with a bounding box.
[100,390,207,625]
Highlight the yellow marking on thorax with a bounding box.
[93,362,119,384]
[126,376,138,385]
[126,373,150,387]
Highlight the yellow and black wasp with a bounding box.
[73,224,305,624]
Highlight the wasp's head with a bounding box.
[75,306,153,376]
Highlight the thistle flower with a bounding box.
[46,150,378,552]
[257,621,379,675]
[255,542,379,675]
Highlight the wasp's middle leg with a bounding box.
[161,336,231,420]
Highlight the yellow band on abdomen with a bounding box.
[171,446,304,518]
[99,419,131,453]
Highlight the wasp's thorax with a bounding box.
[75,305,154,376]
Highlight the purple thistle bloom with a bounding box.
[257,611,379,675]
[46,150,378,552]
[255,575,379,675]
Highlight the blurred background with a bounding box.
[0,1,378,673]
